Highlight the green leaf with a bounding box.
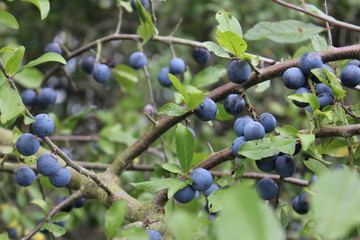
[5,46,25,74]
[311,67,346,99]
[303,158,329,175]
[112,64,138,93]
[42,222,66,238]
[215,103,233,121]
[312,170,360,239]
[168,74,189,103]
[104,199,127,238]
[241,53,260,66]
[161,163,184,174]
[0,10,19,29]
[30,199,48,213]
[23,155,37,165]
[176,123,194,172]
[275,125,299,138]
[51,212,71,222]
[187,92,206,111]
[0,85,25,124]
[0,46,16,54]
[158,103,187,116]
[311,34,328,52]
[131,178,185,196]
[212,184,285,240]
[238,136,295,160]
[168,181,187,199]
[305,143,329,164]
[21,0,50,20]
[0,232,10,240]
[167,210,198,240]
[255,80,270,93]
[216,30,247,57]
[299,133,315,151]
[215,9,242,37]
[288,92,319,110]
[192,65,226,88]
[136,1,155,43]
[320,139,349,157]
[244,20,323,43]
[280,207,289,227]
[12,126,22,144]
[14,68,44,89]
[16,52,66,74]
[119,226,148,239]
[203,41,230,58]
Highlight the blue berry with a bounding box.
[282,67,306,89]
[169,58,186,74]
[234,116,253,136]
[32,114,55,137]
[57,196,74,212]
[14,166,36,187]
[129,52,147,69]
[92,63,112,83]
[194,98,218,121]
[292,192,309,214]
[16,133,40,156]
[227,60,251,84]
[256,178,278,200]
[223,94,245,115]
[174,185,196,203]
[54,221,66,227]
[243,121,265,141]
[231,136,246,158]
[72,197,86,208]
[340,64,360,88]
[299,52,323,75]
[49,167,72,188]
[192,48,211,64]
[190,168,213,191]
[60,147,73,159]
[292,87,311,108]
[275,155,296,178]
[37,87,57,109]
[21,89,37,105]
[315,83,333,95]
[147,229,162,240]
[80,56,95,74]
[317,93,334,110]
[347,60,360,67]
[157,67,172,87]
[37,154,59,176]
[7,229,17,239]
[256,155,277,172]
[204,183,220,198]
[44,42,62,55]
[130,0,149,11]
[258,112,277,133]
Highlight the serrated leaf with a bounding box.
[192,65,226,88]
[241,54,260,67]
[187,92,206,111]
[158,103,187,116]
[176,123,194,172]
[204,41,230,58]
[14,68,44,89]
[21,0,50,20]
[238,136,295,160]
[0,10,19,29]
[215,103,233,121]
[303,158,329,175]
[43,222,66,238]
[30,199,48,213]
[312,170,360,239]
[311,34,328,52]
[131,178,184,194]
[280,208,289,227]
[299,133,315,151]
[305,143,330,164]
[216,30,247,57]
[275,125,299,138]
[244,20,323,43]
[5,46,25,74]
[52,212,71,222]
[288,92,319,110]
[311,67,346,99]
[136,1,155,43]
[0,86,25,124]
[161,163,184,174]
[168,74,189,103]
[105,199,127,238]
[215,9,242,37]
[16,53,66,74]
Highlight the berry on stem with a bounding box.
[16,133,40,156]
[14,167,36,187]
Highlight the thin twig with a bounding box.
[324,0,333,46]
[143,66,156,108]
[114,3,123,34]
[270,0,360,32]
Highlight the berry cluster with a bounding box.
[21,87,57,109]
